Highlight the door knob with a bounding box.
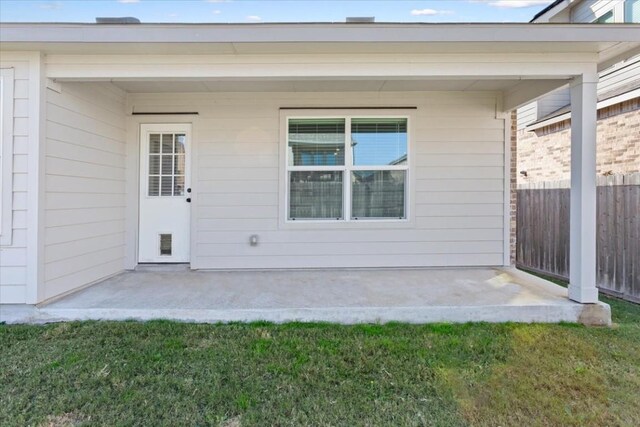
[187,188,192,193]
[186,198,191,203]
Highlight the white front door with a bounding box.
[138,124,191,263]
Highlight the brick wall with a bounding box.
[517,97,640,185]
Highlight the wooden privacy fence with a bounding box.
[517,173,640,303]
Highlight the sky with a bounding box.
[0,0,555,23]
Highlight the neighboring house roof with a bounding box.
[389,154,408,166]
[530,0,567,23]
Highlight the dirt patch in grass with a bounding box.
[39,412,87,427]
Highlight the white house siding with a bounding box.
[129,91,506,269]
[571,0,621,22]
[44,82,127,300]
[537,88,571,118]
[516,103,537,130]
[0,57,31,303]
[517,88,572,130]
[599,55,640,94]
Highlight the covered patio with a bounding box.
[1,22,638,323]
[2,267,610,325]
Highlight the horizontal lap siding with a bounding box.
[44,82,127,300]
[0,59,30,303]
[571,0,617,22]
[538,88,570,118]
[599,56,640,94]
[130,91,505,269]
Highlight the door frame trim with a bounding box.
[124,117,198,269]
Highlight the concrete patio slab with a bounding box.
[1,267,611,325]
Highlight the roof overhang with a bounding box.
[2,23,639,112]
[1,22,639,70]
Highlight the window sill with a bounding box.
[279,218,415,230]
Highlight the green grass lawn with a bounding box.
[1,294,639,426]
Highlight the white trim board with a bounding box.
[0,67,15,246]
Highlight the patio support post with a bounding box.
[568,72,599,304]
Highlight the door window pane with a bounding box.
[351,118,407,166]
[149,134,161,153]
[174,176,185,196]
[161,155,173,175]
[288,119,345,166]
[161,176,173,196]
[148,176,160,197]
[162,134,173,153]
[351,170,406,219]
[174,134,186,153]
[174,155,185,175]
[289,171,343,220]
[149,155,160,174]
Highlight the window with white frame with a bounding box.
[625,0,640,23]
[286,116,408,221]
[0,68,15,245]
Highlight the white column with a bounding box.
[569,73,599,303]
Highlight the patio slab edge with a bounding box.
[1,302,611,326]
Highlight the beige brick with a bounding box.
[517,98,640,184]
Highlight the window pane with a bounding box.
[162,134,173,153]
[149,134,161,153]
[289,171,343,220]
[161,155,173,175]
[595,10,614,23]
[174,134,186,153]
[351,118,407,166]
[148,176,160,196]
[149,155,160,174]
[174,175,185,196]
[174,155,185,175]
[161,176,173,196]
[351,170,405,219]
[288,119,345,166]
[626,0,640,23]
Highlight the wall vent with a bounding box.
[346,17,375,23]
[159,234,172,256]
[95,17,141,24]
